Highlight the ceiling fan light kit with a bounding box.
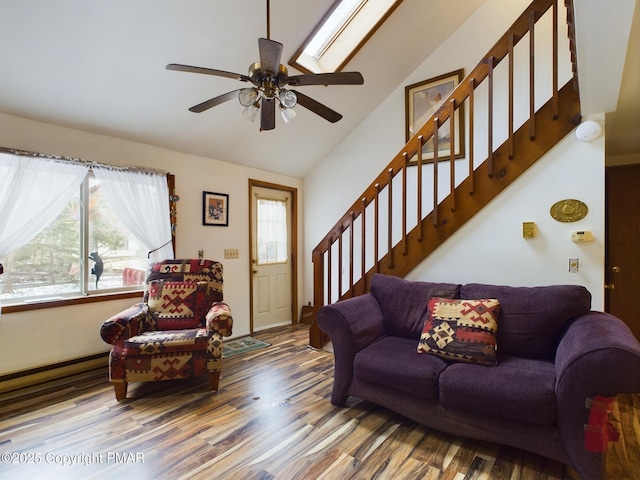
[166,2,364,131]
[238,88,259,107]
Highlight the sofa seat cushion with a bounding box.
[354,336,448,399]
[439,355,556,426]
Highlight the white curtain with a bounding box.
[0,153,90,259]
[92,167,174,262]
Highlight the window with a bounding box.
[0,151,174,306]
[289,0,403,74]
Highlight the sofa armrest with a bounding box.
[100,302,149,345]
[206,301,233,337]
[317,293,385,406]
[556,311,640,396]
[554,311,640,476]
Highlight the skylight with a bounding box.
[289,0,403,74]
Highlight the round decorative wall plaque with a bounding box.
[550,199,588,222]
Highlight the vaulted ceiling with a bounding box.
[0,0,636,178]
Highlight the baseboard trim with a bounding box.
[0,353,109,394]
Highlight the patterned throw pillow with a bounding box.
[418,297,501,366]
[147,280,207,330]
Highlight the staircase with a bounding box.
[310,0,580,348]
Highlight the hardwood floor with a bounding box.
[0,324,638,479]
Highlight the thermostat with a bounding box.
[571,231,593,243]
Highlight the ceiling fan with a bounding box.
[166,0,364,131]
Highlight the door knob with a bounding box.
[604,284,615,290]
[611,266,621,273]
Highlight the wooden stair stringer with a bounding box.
[342,81,581,300]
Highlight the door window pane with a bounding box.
[257,198,288,265]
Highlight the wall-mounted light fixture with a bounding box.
[575,120,603,142]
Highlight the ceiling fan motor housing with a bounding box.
[248,62,289,99]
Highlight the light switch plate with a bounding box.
[224,248,239,259]
[523,221,535,239]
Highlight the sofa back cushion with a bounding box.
[460,283,592,360]
[370,274,460,339]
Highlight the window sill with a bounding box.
[1,290,143,314]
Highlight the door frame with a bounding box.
[248,179,298,333]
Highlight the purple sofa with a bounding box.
[317,274,640,480]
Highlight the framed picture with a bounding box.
[405,69,465,162]
[203,191,229,226]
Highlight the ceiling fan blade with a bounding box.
[287,71,364,87]
[167,63,251,83]
[260,98,276,131]
[189,89,241,113]
[293,90,343,123]
[258,38,283,76]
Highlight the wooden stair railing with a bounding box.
[310,0,580,348]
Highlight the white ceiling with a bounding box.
[0,0,637,178]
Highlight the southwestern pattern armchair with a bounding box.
[100,259,233,400]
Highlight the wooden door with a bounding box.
[249,182,297,332]
[605,164,640,340]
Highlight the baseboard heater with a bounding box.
[0,352,109,394]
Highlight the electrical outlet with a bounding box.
[568,257,579,273]
[198,250,204,260]
[224,248,239,259]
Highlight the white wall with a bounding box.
[405,121,605,309]
[303,0,606,309]
[0,112,303,376]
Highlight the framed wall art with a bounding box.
[405,68,465,161]
[202,191,229,226]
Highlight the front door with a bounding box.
[605,164,640,340]
[250,182,295,332]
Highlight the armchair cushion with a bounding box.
[146,259,224,303]
[124,328,208,355]
[147,280,207,330]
